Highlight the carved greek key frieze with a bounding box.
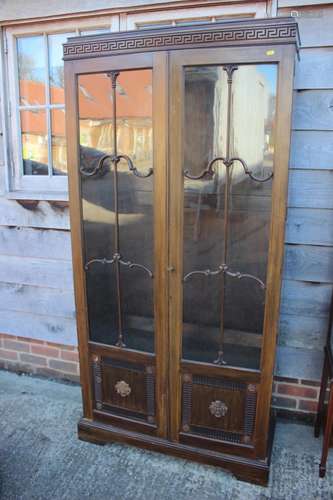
[64,23,297,60]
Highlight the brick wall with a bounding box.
[0,333,79,383]
[0,332,321,418]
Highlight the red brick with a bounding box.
[35,367,80,383]
[0,348,18,361]
[274,376,299,384]
[31,344,60,358]
[19,353,47,366]
[0,333,17,340]
[300,379,321,387]
[299,399,318,413]
[278,384,318,399]
[19,337,45,345]
[60,350,79,363]
[48,358,78,374]
[272,396,296,409]
[3,339,30,353]
[46,341,75,351]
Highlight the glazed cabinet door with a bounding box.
[66,52,168,437]
[168,46,292,456]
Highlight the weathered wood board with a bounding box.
[290,131,333,170]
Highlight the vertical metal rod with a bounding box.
[108,71,125,348]
[214,64,237,365]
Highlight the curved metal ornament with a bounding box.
[183,263,265,289]
[209,400,228,418]
[115,380,131,398]
[80,153,111,177]
[229,156,273,183]
[183,155,273,183]
[80,153,153,179]
[85,252,153,278]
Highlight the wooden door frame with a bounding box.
[64,51,169,438]
[168,44,295,456]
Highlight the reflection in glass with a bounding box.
[182,64,277,369]
[17,36,46,106]
[51,109,67,175]
[79,70,154,352]
[49,32,74,104]
[21,109,48,175]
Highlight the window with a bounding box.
[4,4,266,200]
[125,3,266,30]
[5,19,118,199]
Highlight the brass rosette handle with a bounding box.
[209,400,228,418]
[115,380,131,398]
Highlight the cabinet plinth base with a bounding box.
[78,417,273,486]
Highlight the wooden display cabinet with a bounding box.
[64,17,299,485]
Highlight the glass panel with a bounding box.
[17,36,46,106]
[79,28,110,36]
[79,69,154,352]
[182,64,277,370]
[51,108,67,175]
[48,32,75,104]
[21,108,48,175]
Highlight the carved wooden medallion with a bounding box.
[209,400,228,418]
[115,380,131,398]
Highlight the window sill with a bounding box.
[6,190,69,202]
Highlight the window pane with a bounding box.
[51,108,67,175]
[17,36,46,106]
[48,32,74,104]
[21,109,48,175]
[182,64,277,370]
[79,28,110,36]
[79,70,154,352]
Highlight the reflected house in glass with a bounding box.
[63,18,299,486]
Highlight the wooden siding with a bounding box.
[0,2,332,380]
[278,3,333,380]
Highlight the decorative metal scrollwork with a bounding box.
[183,263,265,289]
[115,380,131,398]
[184,155,273,183]
[209,400,228,418]
[80,153,153,179]
[85,252,153,278]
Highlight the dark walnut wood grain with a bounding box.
[64,17,298,486]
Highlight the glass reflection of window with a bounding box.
[16,28,110,177]
[182,64,277,370]
[79,70,153,168]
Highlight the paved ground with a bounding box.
[0,370,333,500]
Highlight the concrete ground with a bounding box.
[0,370,332,500]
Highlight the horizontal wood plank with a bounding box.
[0,225,71,260]
[275,345,323,381]
[286,208,333,246]
[280,279,332,318]
[284,244,333,283]
[278,5,333,48]
[0,309,77,346]
[288,170,333,209]
[279,313,328,350]
[0,282,75,319]
[292,90,333,131]
[0,255,74,290]
[294,47,333,90]
[0,197,70,230]
[290,131,333,169]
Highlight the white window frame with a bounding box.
[3,2,268,201]
[125,3,267,30]
[4,16,119,200]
